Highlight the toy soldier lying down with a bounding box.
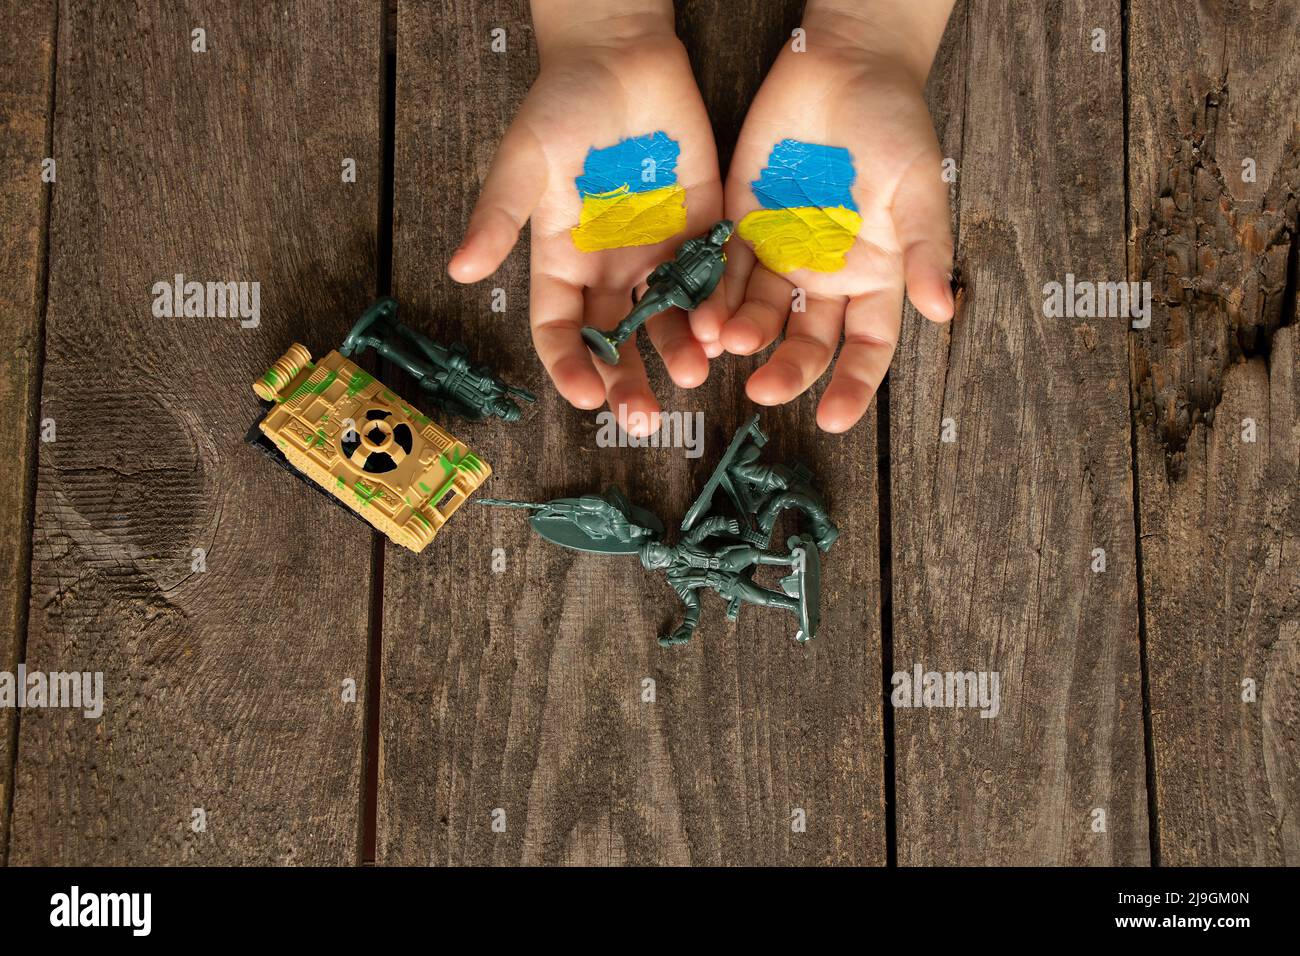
[639,518,819,647]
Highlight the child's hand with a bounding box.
[701,1,956,433]
[449,4,722,435]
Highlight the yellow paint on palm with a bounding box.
[570,132,688,252]
[737,139,862,273]
[571,183,687,252]
[737,206,863,274]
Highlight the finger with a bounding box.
[817,285,903,433]
[721,263,794,355]
[687,277,730,356]
[646,309,709,389]
[892,159,955,323]
[746,294,845,405]
[722,232,755,313]
[530,273,605,410]
[584,287,660,437]
[690,236,754,351]
[448,123,546,283]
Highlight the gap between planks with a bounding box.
[360,0,399,866]
[2,0,59,867]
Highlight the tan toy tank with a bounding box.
[251,343,490,553]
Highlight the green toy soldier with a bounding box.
[478,485,663,554]
[681,414,839,552]
[341,297,536,423]
[639,521,821,647]
[733,443,839,553]
[581,220,734,365]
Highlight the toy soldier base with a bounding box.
[342,297,536,423]
[582,220,734,366]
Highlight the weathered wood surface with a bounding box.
[0,0,56,863]
[1128,0,1300,865]
[889,0,1150,863]
[4,0,1297,867]
[7,0,380,864]
[377,0,885,865]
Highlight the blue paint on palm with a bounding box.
[750,139,858,211]
[574,131,681,195]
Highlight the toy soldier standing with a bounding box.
[582,220,734,365]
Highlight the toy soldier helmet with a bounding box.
[708,220,735,245]
[639,541,673,570]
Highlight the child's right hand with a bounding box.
[449,4,723,435]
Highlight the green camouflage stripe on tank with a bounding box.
[427,448,484,506]
[354,480,383,507]
[397,402,432,427]
[346,369,375,398]
[280,369,339,404]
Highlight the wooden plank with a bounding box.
[0,0,56,862]
[7,0,381,864]
[1128,0,1300,864]
[889,0,1149,863]
[379,0,884,864]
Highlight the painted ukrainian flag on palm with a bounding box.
[738,139,863,273]
[571,131,688,252]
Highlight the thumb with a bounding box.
[892,156,956,323]
[448,122,547,283]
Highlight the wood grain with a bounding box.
[7,0,380,864]
[889,0,1149,863]
[1128,0,1300,864]
[378,0,885,865]
[0,0,56,863]
[4,0,1289,867]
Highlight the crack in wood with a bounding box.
[1132,82,1299,480]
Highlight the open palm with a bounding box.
[449,38,722,434]
[698,45,955,433]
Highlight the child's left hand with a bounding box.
[698,4,956,433]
